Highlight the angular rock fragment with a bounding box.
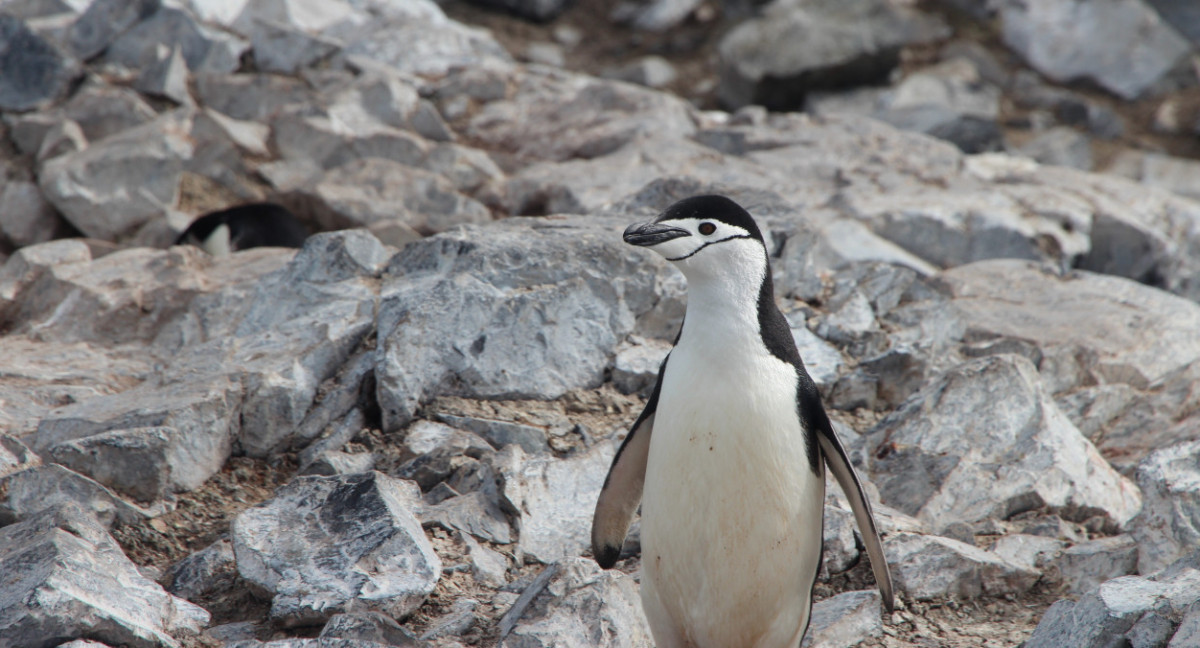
[460,531,508,588]
[995,0,1191,100]
[1057,535,1139,594]
[495,442,613,563]
[989,533,1065,571]
[375,216,673,429]
[0,463,154,528]
[165,537,238,603]
[0,14,78,111]
[39,110,193,241]
[885,533,1040,600]
[67,0,161,60]
[867,354,1142,530]
[419,490,513,545]
[318,611,423,646]
[61,83,158,143]
[717,0,949,110]
[0,434,39,479]
[106,5,247,74]
[1130,440,1200,574]
[802,590,883,648]
[0,504,209,648]
[0,179,65,248]
[35,375,242,494]
[48,426,184,504]
[611,338,670,396]
[501,557,652,647]
[332,2,511,78]
[231,472,441,626]
[290,158,490,234]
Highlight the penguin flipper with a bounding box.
[591,354,667,569]
[818,430,896,613]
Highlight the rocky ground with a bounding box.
[3,0,1200,647]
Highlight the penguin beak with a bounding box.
[623,222,691,247]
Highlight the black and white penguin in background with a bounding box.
[592,195,894,647]
[175,202,309,256]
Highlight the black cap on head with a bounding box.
[655,195,764,242]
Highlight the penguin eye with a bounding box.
[698,222,716,235]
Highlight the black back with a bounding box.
[176,202,310,250]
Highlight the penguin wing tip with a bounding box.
[593,544,621,569]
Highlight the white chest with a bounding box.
[639,334,826,647]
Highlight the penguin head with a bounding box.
[623,195,767,282]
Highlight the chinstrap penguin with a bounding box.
[175,202,309,257]
[592,195,894,647]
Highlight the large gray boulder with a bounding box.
[231,472,441,627]
[0,504,209,648]
[866,354,1141,532]
[38,109,194,241]
[374,215,675,430]
[495,441,614,563]
[717,0,949,110]
[995,0,1191,100]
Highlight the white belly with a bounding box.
[641,342,825,648]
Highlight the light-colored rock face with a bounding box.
[1131,440,1200,575]
[867,354,1142,530]
[0,504,209,648]
[374,216,676,430]
[230,472,440,627]
[995,0,1191,100]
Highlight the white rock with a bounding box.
[990,533,1065,571]
[867,354,1142,530]
[231,472,441,626]
[0,504,210,647]
[501,557,653,647]
[802,590,883,648]
[1130,440,1200,574]
[996,0,1191,100]
[495,442,614,563]
[611,338,670,395]
[885,532,1040,600]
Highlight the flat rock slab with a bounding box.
[0,503,209,648]
[802,590,883,648]
[495,442,614,563]
[885,532,1040,600]
[995,0,1191,100]
[867,354,1141,531]
[501,557,652,647]
[231,472,441,627]
[34,374,242,495]
[942,260,1200,393]
[717,0,949,110]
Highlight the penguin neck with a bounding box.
[677,256,773,353]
